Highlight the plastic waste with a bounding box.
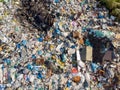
[90,63,99,72]
[0,0,119,89]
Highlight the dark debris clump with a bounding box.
[15,0,55,32]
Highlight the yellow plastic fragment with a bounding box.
[52,55,56,60]
[64,87,69,90]
[56,59,65,68]
[0,47,2,51]
[59,22,63,26]
[4,11,9,16]
[14,1,19,5]
[66,0,70,3]
[0,16,3,20]
[50,44,54,50]
[42,65,46,69]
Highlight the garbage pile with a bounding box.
[15,0,55,32]
[0,0,120,90]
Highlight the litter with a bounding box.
[0,0,119,89]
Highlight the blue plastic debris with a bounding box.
[60,47,65,53]
[98,13,104,19]
[63,41,68,47]
[54,0,60,3]
[90,63,99,72]
[37,72,43,79]
[60,54,67,62]
[21,40,27,46]
[82,27,87,32]
[67,80,71,87]
[71,45,76,49]
[55,28,61,34]
[38,37,43,42]
[27,64,33,70]
[0,84,5,90]
[16,43,21,49]
[83,80,89,88]
[33,66,39,71]
[3,58,11,65]
[94,30,104,37]
[57,39,62,44]
[32,54,36,59]
[38,50,43,55]
[7,74,12,83]
[97,82,102,88]
[26,75,30,82]
[85,39,91,46]
[2,64,4,70]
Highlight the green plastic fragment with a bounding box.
[102,31,115,38]
[15,27,19,31]
[38,88,44,90]
[85,39,91,46]
[95,30,104,37]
